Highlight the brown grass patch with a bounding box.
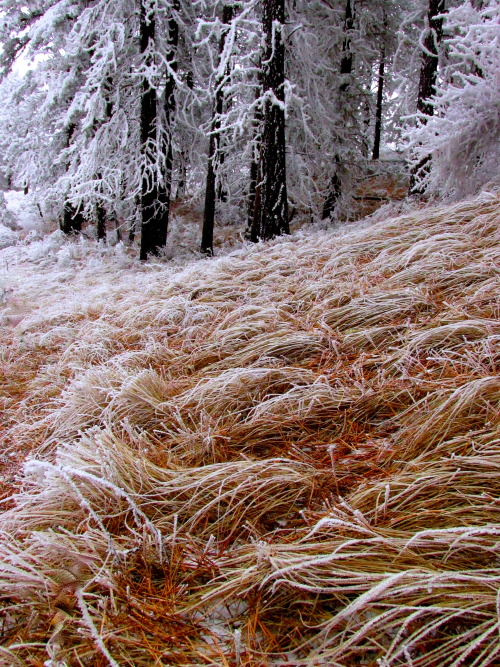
[1,191,500,665]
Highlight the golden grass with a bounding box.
[1,190,500,665]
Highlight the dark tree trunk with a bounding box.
[62,203,84,235]
[322,0,355,220]
[139,1,160,261]
[129,221,136,243]
[253,0,288,241]
[96,201,106,241]
[416,0,445,118]
[201,4,234,256]
[115,218,122,242]
[96,174,107,241]
[409,0,446,194]
[339,0,355,86]
[60,123,84,234]
[372,47,385,160]
[201,131,217,255]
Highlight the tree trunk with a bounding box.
[339,0,355,86]
[96,195,106,241]
[253,0,288,241]
[372,46,385,160]
[322,0,355,220]
[409,0,446,194]
[201,4,234,256]
[60,123,83,234]
[139,0,160,261]
[62,203,84,235]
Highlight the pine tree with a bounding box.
[372,11,388,161]
[406,0,500,198]
[156,0,180,253]
[201,4,234,256]
[409,0,446,194]
[322,0,355,220]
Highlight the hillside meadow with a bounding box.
[1,191,500,666]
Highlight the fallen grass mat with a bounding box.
[1,191,500,665]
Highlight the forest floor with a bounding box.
[0,190,499,666]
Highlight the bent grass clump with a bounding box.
[1,191,500,665]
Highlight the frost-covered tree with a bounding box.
[408,0,447,193]
[0,0,200,253]
[0,0,138,234]
[194,1,262,242]
[407,0,500,197]
[1,0,496,254]
[201,3,235,256]
[282,1,401,219]
[372,9,389,160]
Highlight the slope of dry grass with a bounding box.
[1,191,499,666]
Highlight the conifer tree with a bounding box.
[201,4,235,256]
[409,0,446,194]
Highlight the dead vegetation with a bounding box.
[1,190,499,665]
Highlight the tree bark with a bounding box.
[339,0,355,86]
[96,200,106,240]
[409,0,446,194]
[322,0,355,220]
[139,0,160,261]
[62,203,84,235]
[372,46,385,160]
[60,123,84,234]
[201,4,234,256]
[253,0,289,241]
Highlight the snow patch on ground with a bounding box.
[4,190,44,232]
[0,223,18,250]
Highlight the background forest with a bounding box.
[0,0,498,258]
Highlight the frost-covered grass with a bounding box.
[1,190,500,665]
